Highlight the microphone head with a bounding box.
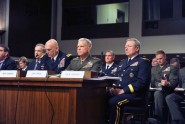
[35,54,39,58]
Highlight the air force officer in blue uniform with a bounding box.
[27,43,47,70]
[107,38,151,124]
[101,50,117,76]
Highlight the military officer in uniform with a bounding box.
[101,50,117,76]
[107,38,151,124]
[166,67,185,124]
[65,38,101,72]
[27,43,47,70]
[149,50,179,124]
[45,39,73,74]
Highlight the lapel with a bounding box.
[1,57,9,70]
[118,56,140,77]
[121,56,140,70]
[159,62,168,72]
[75,55,91,71]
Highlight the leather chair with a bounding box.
[121,86,150,124]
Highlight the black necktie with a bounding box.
[52,58,55,63]
[106,65,109,70]
[128,59,131,64]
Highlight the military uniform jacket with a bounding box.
[0,57,17,70]
[113,55,151,96]
[27,55,48,70]
[151,62,179,94]
[65,55,101,73]
[46,51,73,74]
[101,63,117,76]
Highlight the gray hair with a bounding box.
[105,50,115,57]
[35,43,45,53]
[126,38,141,49]
[78,38,92,48]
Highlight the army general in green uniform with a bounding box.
[65,38,101,72]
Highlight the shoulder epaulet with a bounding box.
[73,57,79,60]
[66,54,72,57]
[142,57,150,61]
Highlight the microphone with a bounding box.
[101,51,103,60]
[162,74,167,80]
[35,54,39,58]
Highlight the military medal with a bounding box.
[129,73,134,77]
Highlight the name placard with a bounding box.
[26,70,47,78]
[0,70,17,77]
[61,71,85,78]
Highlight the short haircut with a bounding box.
[126,38,141,49]
[35,43,45,53]
[105,50,115,57]
[78,38,92,48]
[155,50,166,56]
[170,58,180,65]
[18,56,28,64]
[0,44,9,52]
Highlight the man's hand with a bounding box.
[161,78,170,86]
[107,87,125,96]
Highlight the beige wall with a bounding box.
[60,0,185,55]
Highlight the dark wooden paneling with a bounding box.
[0,78,107,124]
[8,0,51,58]
[62,23,129,40]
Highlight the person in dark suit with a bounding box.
[65,38,101,72]
[165,67,185,124]
[0,44,17,70]
[45,39,73,74]
[27,43,48,70]
[149,50,179,124]
[107,38,151,124]
[101,50,117,76]
[17,56,28,71]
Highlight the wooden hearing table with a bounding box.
[0,77,109,124]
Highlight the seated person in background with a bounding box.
[45,39,73,74]
[107,38,151,124]
[152,57,158,67]
[170,57,180,69]
[27,43,47,70]
[65,38,101,72]
[165,67,185,124]
[0,44,17,70]
[18,56,28,71]
[101,50,117,76]
[149,50,179,124]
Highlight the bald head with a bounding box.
[45,39,59,58]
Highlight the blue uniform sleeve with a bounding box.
[123,60,151,93]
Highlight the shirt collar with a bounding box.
[106,62,114,68]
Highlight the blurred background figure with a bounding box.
[101,50,117,76]
[18,56,28,71]
[170,57,180,69]
[151,57,158,67]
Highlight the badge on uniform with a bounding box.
[111,67,117,74]
[162,67,170,72]
[130,61,138,66]
[129,72,134,78]
[58,58,65,68]
[83,61,93,68]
